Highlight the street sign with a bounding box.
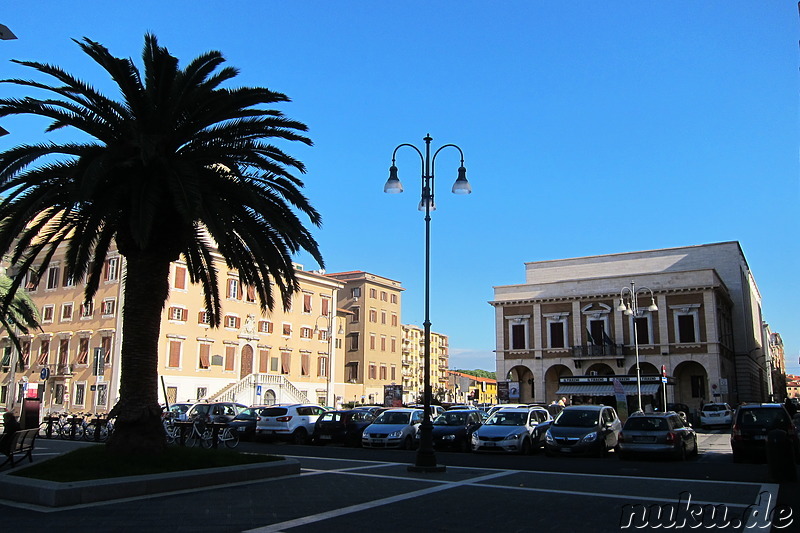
[256,385,262,396]
[661,376,668,383]
[40,367,50,380]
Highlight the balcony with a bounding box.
[570,344,624,358]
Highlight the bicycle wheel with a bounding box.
[223,428,240,449]
[38,421,55,439]
[200,429,214,449]
[83,424,96,441]
[186,429,203,447]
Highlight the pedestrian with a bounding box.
[784,397,797,417]
[558,397,566,407]
[0,412,21,455]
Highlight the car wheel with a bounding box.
[292,427,308,445]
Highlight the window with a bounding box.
[199,344,211,369]
[225,315,241,329]
[318,356,328,378]
[169,307,188,322]
[391,294,397,304]
[101,299,116,316]
[168,340,182,368]
[174,266,186,290]
[303,293,312,313]
[369,288,377,299]
[198,311,211,325]
[300,327,313,339]
[46,265,60,289]
[63,269,75,287]
[81,301,94,318]
[245,285,256,303]
[321,298,330,317]
[24,271,39,291]
[259,349,270,373]
[104,257,119,282]
[549,322,566,349]
[38,340,50,365]
[96,384,108,407]
[61,303,74,321]
[380,291,387,302]
[369,362,377,380]
[369,309,377,322]
[369,334,376,350]
[391,364,396,381]
[227,278,240,299]
[350,333,359,351]
[74,383,85,406]
[678,314,696,343]
[54,383,65,404]
[347,362,359,382]
[391,313,398,327]
[351,287,361,299]
[196,387,207,400]
[391,337,396,353]
[351,306,360,323]
[301,352,310,376]
[42,305,54,323]
[225,346,235,371]
[101,336,112,363]
[282,323,292,336]
[634,316,651,344]
[380,364,387,380]
[380,335,386,351]
[259,320,273,333]
[511,323,527,350]
[270,356,279,373]
[76,338,89,365]
[381,311,386,325]
[690,375,705,398]
[281,351,291,374]
[20,341,30,369]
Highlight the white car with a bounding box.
[255,404,327,444]
[472,407,552,454]
[486,404,530,417]
[362,408,424,449]
[700,403,733,428]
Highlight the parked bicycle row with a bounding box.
[37,412,115,442]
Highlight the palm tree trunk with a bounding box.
[106,251,170,455]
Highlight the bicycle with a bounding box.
[59,413,86,440]
[185,417,213,448]
[83,414,114,442]
[212,425,240,449]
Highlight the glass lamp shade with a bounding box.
[647,299,658,312]
[616,299,627,312]
[418,197,437,212]
[383,165,403,193]
[451,166,472,194]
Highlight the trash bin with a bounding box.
[21,397,41,430]
[766,429,797,483]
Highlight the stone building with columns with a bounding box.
[490,242,770,415]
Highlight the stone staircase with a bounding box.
[209,373,309,405]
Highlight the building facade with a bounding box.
[448,370,497,405]
[401,324,450,404]
[325,271,404,405]
[0,245,347,415]
[491,242,771,415]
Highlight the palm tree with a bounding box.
[0,34,323,454]
[0,271,39,355]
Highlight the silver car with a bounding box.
[362,408,423,449]
[471,407,551,454]
[618,411,697,460]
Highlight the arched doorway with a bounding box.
[264,389,276,405]
[507,365,535,403]
[628,362,659,376]
[240,345,254,379]
[673,361,708,413]
[544,364,573,404]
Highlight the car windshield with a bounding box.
[703,404,727,412]
[374,412,410,425]
[624,417,668,431]
[434,412,468,426]
[554,409,598,428]
[485,411,526,426]
[258,407,288,417]
[739,408,790,430]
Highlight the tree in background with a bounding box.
[0,34,322,454]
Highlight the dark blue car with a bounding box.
[419,409,484,452]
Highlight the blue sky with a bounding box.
[1,2,798,375]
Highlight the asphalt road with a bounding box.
[2,429,798,532]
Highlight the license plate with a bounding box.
[754,435,767,440]
[237,427,246,432]
[485,442,495,447]
[320,435,332,440]
[561,447,572,452]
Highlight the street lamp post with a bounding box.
[617,281,658,413]
[384,133,471,473]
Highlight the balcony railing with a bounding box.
[570,344,624,358]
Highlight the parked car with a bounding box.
[700,403,733,429]
[312,409,375,446]
[227,407,260,441]
[362,408,423,449]
[471,407,551,454]
[618,411,698,460]
[731,403,800,463]
[255,404,328,444]
[486,404,530,417]
[545,405,622,457]
[187,402,247,423]
[419,409,484,452]
[353,405,390,417]
[164,402,194,421]
[409,404,446,418]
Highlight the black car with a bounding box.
[312,410,375,446]
[422,409,484,452]
[227,407,259,441]
[731,403,799,463]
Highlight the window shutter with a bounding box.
[169,341,181,367]
[175,266,186,290]
[225,346,235,371]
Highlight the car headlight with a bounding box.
[388,430,402,438]
[507,433,522,440]
[362,433,371,439]
[582,431,598,443]
[545,430,554,444]
[442,434,456,441]
[471,433,479,443]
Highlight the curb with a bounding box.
[0,457,300,507]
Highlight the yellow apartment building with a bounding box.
[401,324,450,404]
